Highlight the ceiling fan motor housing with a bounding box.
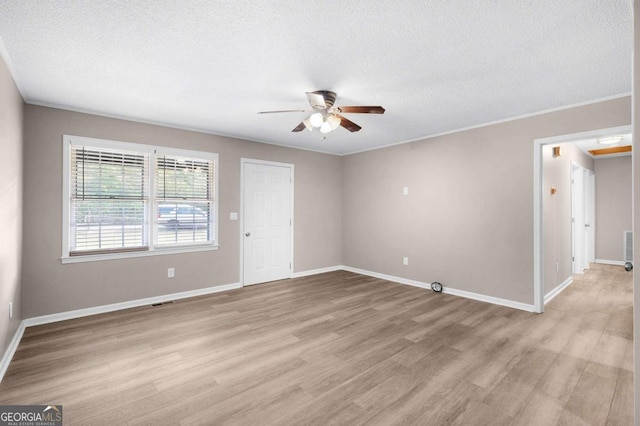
[309,90,336,110]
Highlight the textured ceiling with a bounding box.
[0,0,633,155]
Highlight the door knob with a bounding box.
[245,232,251,237]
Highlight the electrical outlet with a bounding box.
[168,268,175,278]
[9,302,12,319]
[403,187,409,196]
[403,257,409,266]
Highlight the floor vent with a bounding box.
[624,230,633,263]
[151,301,175,307]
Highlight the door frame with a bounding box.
[240,158,295,287]
[533,124,630,313]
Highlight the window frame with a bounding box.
[62,135,219,264]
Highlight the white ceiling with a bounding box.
[0,1,633,155]
[572,133,632,159]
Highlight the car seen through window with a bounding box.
[157,204,209,229]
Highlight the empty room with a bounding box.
[0,2,638,425]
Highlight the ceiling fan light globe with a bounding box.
[309,113,323,128]
[320,122,332,134]
[327,115,341,130]
[302,118,314,131]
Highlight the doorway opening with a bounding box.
[533,125,631,313]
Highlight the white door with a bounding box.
[571,164,586,273]
[584,169,596,265]
[242,161,293,286]
[571,164,595,274]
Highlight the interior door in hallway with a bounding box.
[242,160,293,286]
[584,169,595,264]
[572,164,595,274]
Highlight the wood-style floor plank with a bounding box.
[0,264,632,425]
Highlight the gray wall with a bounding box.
[594,156,632,262]
[22,105,342,318]
[542,143,593,295]
[0,56,23,356]
[342,97,630,305]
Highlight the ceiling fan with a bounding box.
[258,90,385,134]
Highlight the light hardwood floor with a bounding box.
[0,264,632,425]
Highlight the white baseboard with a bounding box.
[0,321,26,382]
[544,276,573,304]
[341,266,535,312]
[341,266,432,290]
[25,282,242,327]
[292,265,344,278]
[595,259,625,266]
[442,286,535,312]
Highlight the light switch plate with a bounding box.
[230,212,238,221]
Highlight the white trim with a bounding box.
[239,161,245,286]
[595,259,626,266]
[64,134,162,153]
[62,136,71,258]
[0,321,26,382]
[25,282,241,327]
[544,276,574,304]
[532,125,633,146]
[533,136,544,313]
[342,266,535,312]
[240,158,295,287]
[443,287,535,313]
[346,93,632,156]
[292,265,344,278]
[27,94,631,158]
[533,124,633,314]
[60,244,219,263]
[342,266,432,290]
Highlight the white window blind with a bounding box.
[69,145,149,255]
[155,154,215,245]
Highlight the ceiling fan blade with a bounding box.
[337,106,385,114]
[292,122,306,132]
[336,114,362,132]
[258,109,307,114]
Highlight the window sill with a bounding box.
[61,244,219,264]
